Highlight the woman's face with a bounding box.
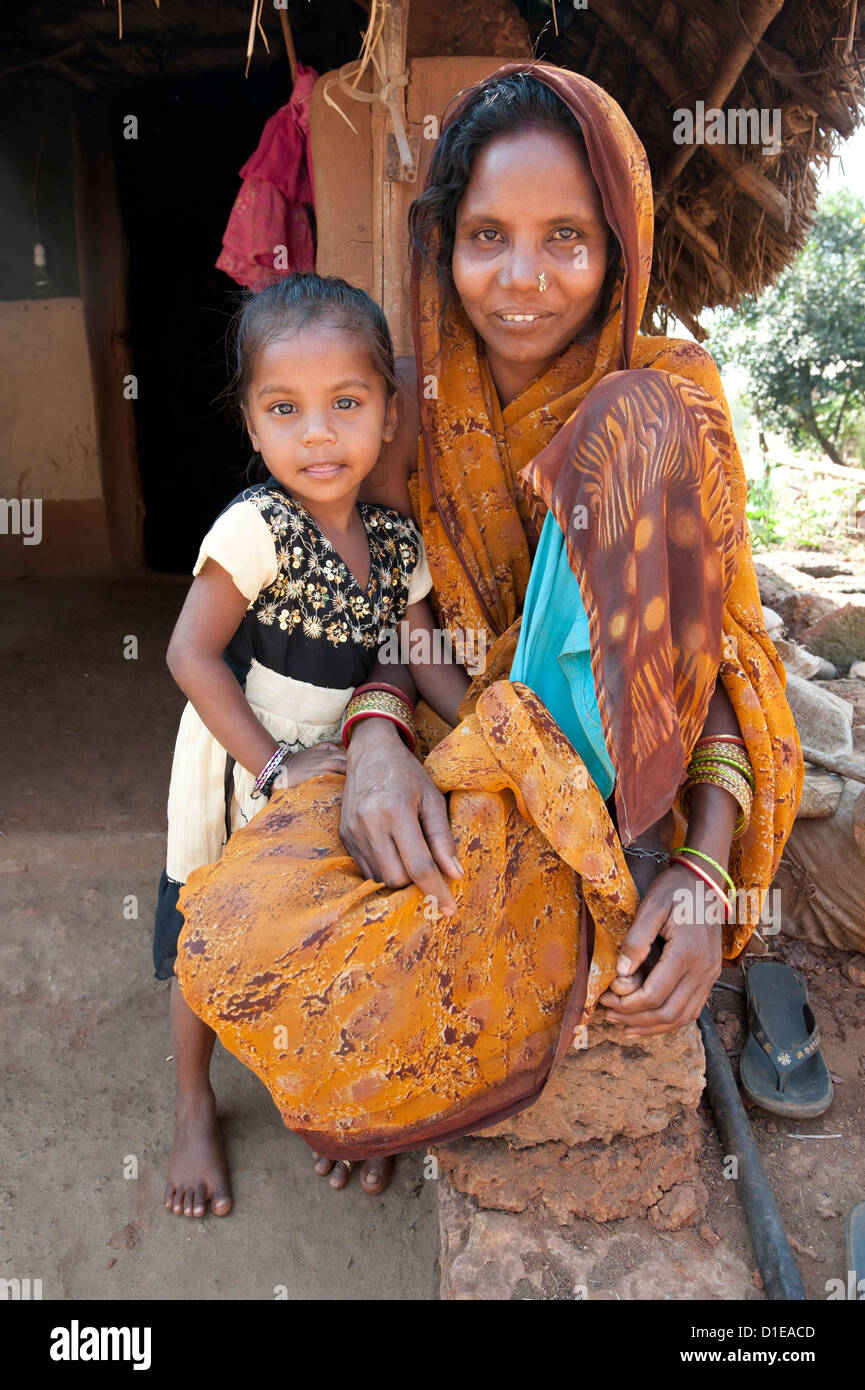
[452,126,612,403]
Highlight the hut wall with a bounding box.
[311,57,504,358]
[0,298,112,575]
[0,78,114,576]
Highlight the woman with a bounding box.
[176,63,802,1203]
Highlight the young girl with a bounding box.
[155,274,469,1218]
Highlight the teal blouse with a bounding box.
[509,510,616,798]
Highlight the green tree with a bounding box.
[709,189,865,468]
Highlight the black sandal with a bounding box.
[740,961,833,1118]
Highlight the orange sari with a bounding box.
[175,63,802,1160]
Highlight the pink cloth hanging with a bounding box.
[216,64,319,291]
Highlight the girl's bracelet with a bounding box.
[251,741,290,799]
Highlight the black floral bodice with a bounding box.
[223,477,423,689]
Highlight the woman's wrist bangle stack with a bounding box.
[340,682,417,752]
[669,846,735,921]
[251,740,290,799]
[677,735,754,837]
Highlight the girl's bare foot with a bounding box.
[164,1087,233,1218]
[312,1153,394,1194]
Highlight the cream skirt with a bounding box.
[165,658,354,884]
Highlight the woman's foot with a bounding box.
[312,1153,394,1194]
[164,1087,233,1218]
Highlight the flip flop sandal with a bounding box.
[845,1202,865,1301]
[739,960,833,1118]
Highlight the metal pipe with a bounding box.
[698,1005,807,1301]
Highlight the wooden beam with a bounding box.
[370,0,411,343]
[664,0,857,134]
[666,203,732,295]
[590,0,690,103]
[629,0,681,130]
[658,0,786,190]
[591,0,790,230]
[756,39,856,136]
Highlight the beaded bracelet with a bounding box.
[669,854,734,921]
[251,740,290,799]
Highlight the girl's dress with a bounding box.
[152,473,432,979]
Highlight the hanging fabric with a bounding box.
[216,63,319,291]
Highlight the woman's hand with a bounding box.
[270,741,347,790]
[338,717,463,914]
[598,860,722,1036]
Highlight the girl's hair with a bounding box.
[409,72,622,337]
[225,273,398,483]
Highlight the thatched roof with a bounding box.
[537,0,865,336]
[4,0,863,334]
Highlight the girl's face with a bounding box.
[452,126,611,404]
[242,322,396,508]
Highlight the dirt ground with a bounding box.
[1,573,862,1302]
[0,576,439,1300]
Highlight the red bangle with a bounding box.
[669,854,734,922]
[351,681,417,711]
[341,709,416,751]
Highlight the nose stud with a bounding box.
[537,271,548,293]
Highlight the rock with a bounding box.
[784,672,853,756]
[648,1184,700,1231]
[777,591,838,637]
[714,1009,742,1051]
[789,1235,816,1260]
[435,1109,707,1226]
[801,604,865,670]
[610,1238,760,1301]
[783,942,814,973]
[700,1225,721,1247]
[853,727,865,753]
[797,770,845,818]
[816,659,840,680]
[851,661,865,681]
[481,1017,705,1147]
[843,954,865,987]
[753,1269,764,1290]
[815,1193,841,1220]
[814,678,865,722]
[437,1185,543,1300]
[774,636,823,680]
[437,1183,753,1301]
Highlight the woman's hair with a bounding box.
[409,72,622,336]
[225,273,398,483]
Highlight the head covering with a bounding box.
[411,62,655,641]
[410,61,802,918]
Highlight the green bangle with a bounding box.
[677,845,735,894]
[688,752,755,789]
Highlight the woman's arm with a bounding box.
[402,596,472,727]
[600,678,741,1036]
[166,559,280,778]
[340,356,466,908]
